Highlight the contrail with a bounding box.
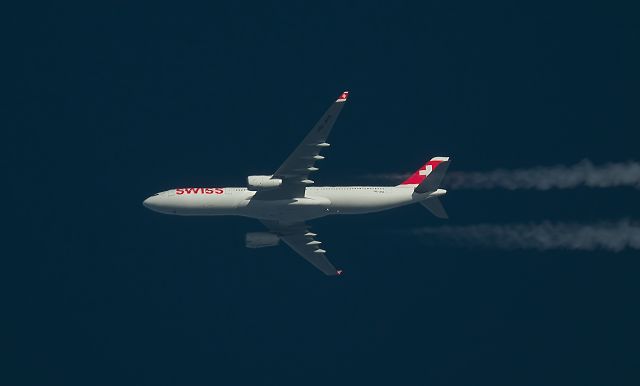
[410,219,640,252]
[366,160,640,190]
[446,160,640,190]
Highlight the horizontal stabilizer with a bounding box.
[420,197,448,219]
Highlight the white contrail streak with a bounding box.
[366,160,640,190]
[446,160,640,190]
[411,219,640,252]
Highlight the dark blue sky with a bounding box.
[6,2,640,385]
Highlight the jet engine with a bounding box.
[245,232,280,248]
[247,175,282,191]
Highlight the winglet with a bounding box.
[336,91,349,102]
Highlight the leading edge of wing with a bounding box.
[261,221,342,276]
[253,91,349,201]
[272,90,349,181]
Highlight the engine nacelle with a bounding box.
[245,232,280,248]
[247,175,282,191]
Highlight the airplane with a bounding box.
[143,91,451,276]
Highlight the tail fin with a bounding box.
[397,157,451,193]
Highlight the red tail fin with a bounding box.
[398,157,450,186]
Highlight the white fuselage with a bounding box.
[143,186,447,222]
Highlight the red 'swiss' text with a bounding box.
[176,188,224,195]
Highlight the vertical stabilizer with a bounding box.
[414,157,451,193]
[398,157,451,191]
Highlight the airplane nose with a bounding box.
[143,193,174,214]
[142,196,158,209]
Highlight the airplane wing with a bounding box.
[261,220,342,276]
[255,91,349,199]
